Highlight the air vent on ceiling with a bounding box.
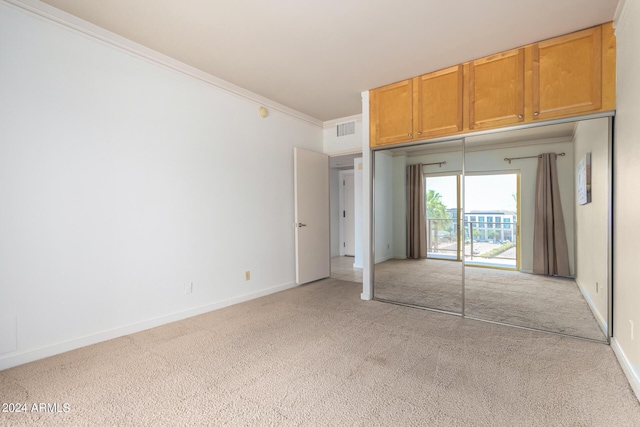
[336,121,356,137]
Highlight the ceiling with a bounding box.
[40,0,619,122]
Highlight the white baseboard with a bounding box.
[576,280,608,335]
[374,255,392,264]
[611,338,640,403]
[0,281,297,371]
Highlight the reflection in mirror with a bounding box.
[373,141,463,313]
[463,118,610,341]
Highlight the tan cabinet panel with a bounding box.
[415,65,464,138]
[469,48,525,130]
[532,26,602,121]
[370,79,414,146]
[601,22,616,111]
[368,23,615,148]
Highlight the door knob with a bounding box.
[295,223,307,227]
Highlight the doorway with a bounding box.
[329,152,363,278]
[342,172,355,256]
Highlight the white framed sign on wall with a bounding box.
[577,152,592,205]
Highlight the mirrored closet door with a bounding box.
[372,140,463,313]
[463,118,610,341]
[372,116,611,342]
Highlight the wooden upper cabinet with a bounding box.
[370,79,414,146]
[532,26,602,121]
[469,48,525,130]
[368,23,615,148]
[414,65,464,138]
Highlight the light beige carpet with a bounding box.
[375,258,464,312]
[374,259,606,341]
[1,279,638,426]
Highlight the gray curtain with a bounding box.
[533,153,570,276]
[406,164,427,259]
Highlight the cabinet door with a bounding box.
[469,48,524,130]
[415,65,464,138]
[532,26,602,121]
[370,79,413,146]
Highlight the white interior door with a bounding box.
[343,173,355,256]
[294,147,330,284]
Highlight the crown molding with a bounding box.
[613,0,629,30]
[1,0,323,128]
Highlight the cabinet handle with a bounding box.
[408,133,412,137]
[534,112,539,116]
[518,114,523,119]
[418,132,422,135]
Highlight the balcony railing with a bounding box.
[464,220,517,267]
[426,218,458,260]
[426,219,517,267]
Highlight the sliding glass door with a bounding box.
[464,173,519,269]
[425,175,461,261]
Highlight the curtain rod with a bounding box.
[423,161,446,168]
[504,152,565,164]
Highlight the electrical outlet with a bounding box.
[184,282,193,294]
[631,320,635,341]
[245,271,251,281]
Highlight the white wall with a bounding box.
[407,149,464,174]
[613,0,640,399]
[573,118,609,331]
[0,3,322,369]
[323,115,363,155]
